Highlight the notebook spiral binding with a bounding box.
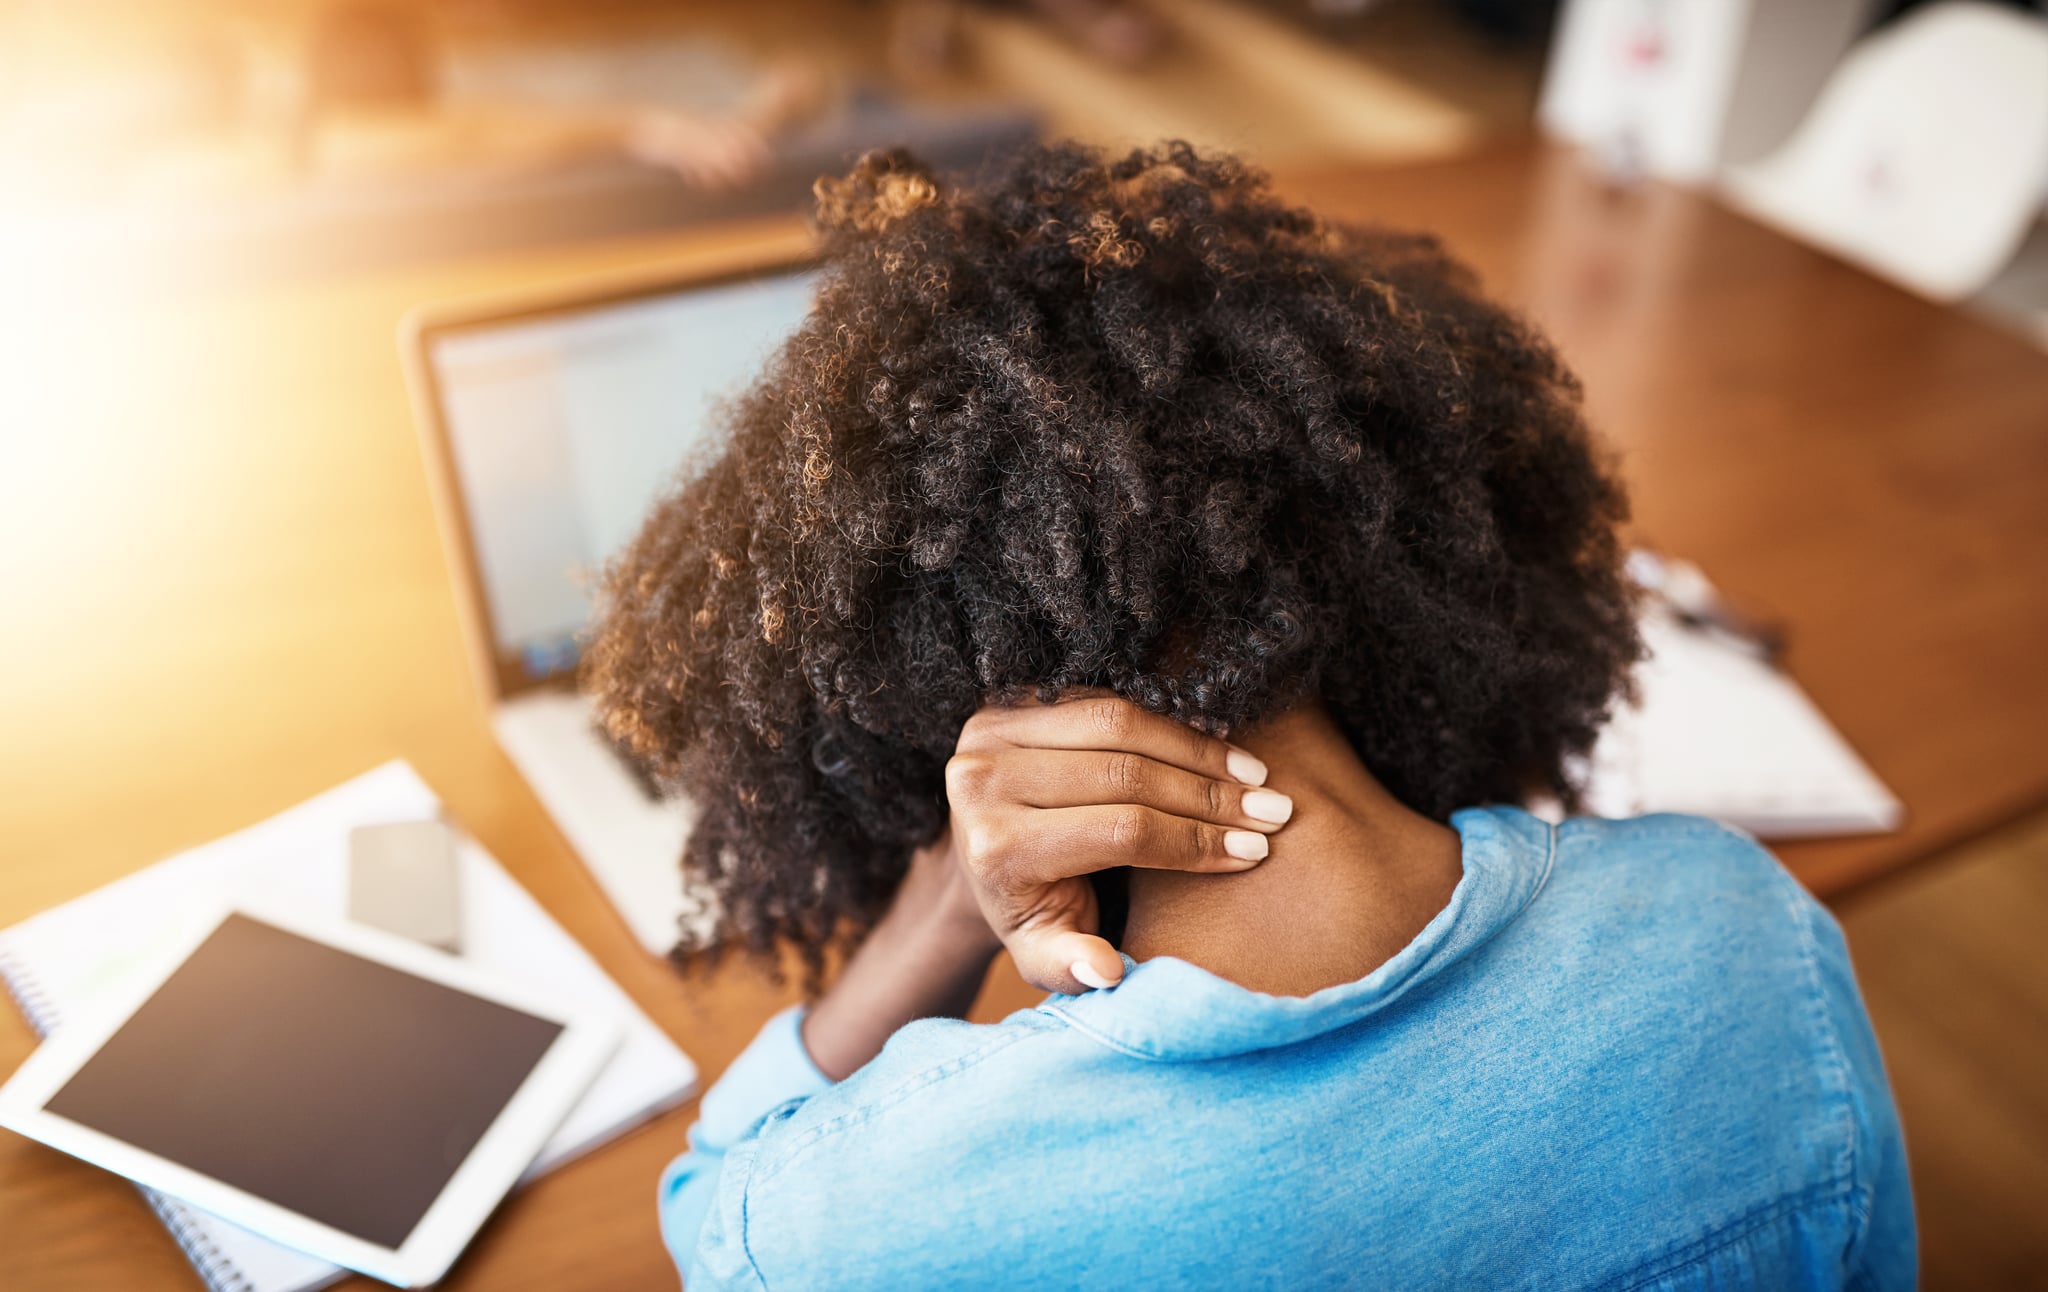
[145,1191,259,1292]
[0,943,60,1037]
[0,943,257,1292]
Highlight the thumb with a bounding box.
[1009,926,1125,995]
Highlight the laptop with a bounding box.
[402,236,817,956]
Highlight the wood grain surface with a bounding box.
[2,141,2044,1289]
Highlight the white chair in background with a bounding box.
[1720,1,2048,304]
[1539,0,1875,184]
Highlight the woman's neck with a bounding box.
[1121,705,1464,997]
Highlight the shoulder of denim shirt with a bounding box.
[1552,810,1818,907]
[1547,812,1871,1155]
[1544,812,1909,1283]
[1541,810,1858,988]
[697,1004,1153,1287]
[730,1006,1077,1186]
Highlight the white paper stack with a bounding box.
[1580,609,1903,837]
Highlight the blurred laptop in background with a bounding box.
[405,252,815,955]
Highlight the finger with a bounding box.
[961,695,1267,786]
[979,874,1116,992]
[975,803,1268,889]
[982,747,1293,832]
[1009,925,1125,995]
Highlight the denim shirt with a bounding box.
[658,808,1915,1290]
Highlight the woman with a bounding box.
[589,142,1913,1289]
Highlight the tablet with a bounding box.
[0,904,618,1288]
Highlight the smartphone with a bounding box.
[348,820,463,953]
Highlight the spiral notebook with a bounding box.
[0,762,697,1292]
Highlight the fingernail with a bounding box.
[1241,789,1293,825]
[1223,830,1269,862]
[1071,960,1116,991]
[1225,746,1267,786]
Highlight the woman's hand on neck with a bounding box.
[1120,704,1464,998]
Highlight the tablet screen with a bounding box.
[42,913,563,1249]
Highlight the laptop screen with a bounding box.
[425,267,815,693]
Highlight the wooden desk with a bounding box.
[2,142,2044,1289]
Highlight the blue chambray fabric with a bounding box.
[658,807,1915,1290]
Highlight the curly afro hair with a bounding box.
[587,140,1639,979]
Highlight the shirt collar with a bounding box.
[1039,805,1556,1062]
